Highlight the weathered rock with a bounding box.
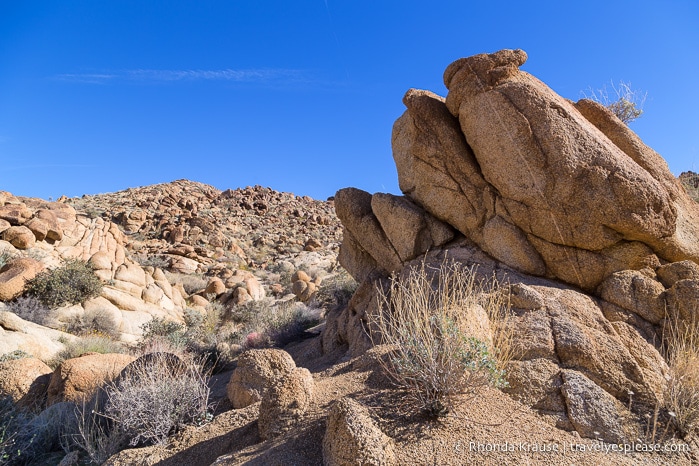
[0,311,76,362]
[560,370,631,444]
[47,353,136,405]
[323,397,396,466]
[258,367,314,440]
[598,270,666,324]
[292,279,316,302]
[665,279,699,322]
[381,49,699,292]
[504,358,564,413]
[0,357,53,408]
[656,260,699,288]
[0,204,32,225]
[0,257,44,301]
[204,277,226,297]
[226,348,297,409]
[24,217,49,241]
[88,251,113,271]
[371,192,454,262]
[35,209,63,242]
[2,225,36,249]
[114,263,147,288]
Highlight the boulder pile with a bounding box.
[323,49,699,442]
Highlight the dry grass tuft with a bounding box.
[367,258,513,418]
[663,314,699,438]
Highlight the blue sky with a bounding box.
[1,1,698,201]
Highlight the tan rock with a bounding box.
[35,209,63,242]
[323,397,396,466]
[0,219,10,233]
[0,204,32,225]
[114,263,147,287]
[2,225,36,249]
[0,257,44,300]
[205,277,226,297]
[504,358,564,413]
[47,352,135,405]
[335,188,402,277]
[292,270,312,283]
[0,357,53,408]
[244,275,265,301]
[371,192,453,262]
[292,279,316,302]
[88,251,113,271]
[598,270,666,324]
[24,217,49,241]
[189,294,209,308]
[226,348,296,408]
[0,311,76,362]
[258,367,314,440]
[170,256,199,274]
[560,369,631,444]
[656,260,699,288]
[232,286,252,305]
[304,238,322,251]
[142,283,165,305]
[665,279,699,321]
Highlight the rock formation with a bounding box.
[325,49,699,442]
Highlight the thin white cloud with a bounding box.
[55,68,309,84]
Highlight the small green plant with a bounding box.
[25,259,102,309]
[133,254,170,270]
[311,268,357,311]
[0,250,16,270]
[51,335,126,368]
[0,350,32,363]
[63,308,120,339]
[140,317,188,351]
[368,259,513,418]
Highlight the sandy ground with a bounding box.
[106,337,699,466]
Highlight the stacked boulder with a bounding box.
[323,49,699,442]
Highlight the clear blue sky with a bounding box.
[1,1,698,201]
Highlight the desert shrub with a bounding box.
[133,254,170,270]
[68,397,127,465]
[102,353,211,446]
[263,301,322,347]
[0,350,31,363]
[662,315,699,438]
[182,303,232,373]
[0,395,33,466]
[164,272,208,295]
[367,259,512,418]
[52,335,126,368]
[583,80,646,125]
[680,172,699,203]
[311,268,357,311]
[6,296,49,326]
[63,308,120,339]
[226,299,321,350]
[140,317,188,351]
[185,302,223,343]
[0,395,70,466]
[25,259,102,309]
